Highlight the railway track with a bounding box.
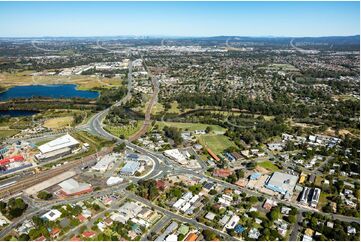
[0,147,112,198]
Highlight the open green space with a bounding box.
[166,101,181,114]
[105,121,144,138]
[257,161,280,172]
[0,129,20,139]
[156,121,226,133]
[318,192,330,210]
[197,134,237,154]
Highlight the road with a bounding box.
[128,56,159,142]
[289,211,303,241]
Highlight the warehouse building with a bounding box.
[35,134,80,161]
[58,178,92,196]
[92,153,117,172]
[265,172,298,198]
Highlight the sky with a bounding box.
[0,1,359,37]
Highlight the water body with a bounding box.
[0,110,39,117]
[0,84,99,101]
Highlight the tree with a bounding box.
[209,189,217,195]
[268,207,281,221]
[113,143,126,153]
[235,169,245,179]
[287,215,297,224]
[18,234,30,241]
[37,191,52,200]
[202,229,217,241]
[205,126,212,133]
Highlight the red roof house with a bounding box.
[213,168,233,178]
[82,231,96,239]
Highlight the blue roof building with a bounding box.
[250,172,261,180]
[264,172,298,195]
[120,160,140,175]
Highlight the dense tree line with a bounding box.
[96,86,127,109]
[163,126,183,146]
[0,198,28,219]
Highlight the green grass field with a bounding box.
[156,121,226,133]
[197,134,237,154]
[105,121,144,138]
[318,192,330,210]
[0,129,19,139]
[166,101,181,114]
[257,161,280,172]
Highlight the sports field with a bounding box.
[197,134,237,154]
[43,116,74,129]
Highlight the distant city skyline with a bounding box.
[0,1,359,37]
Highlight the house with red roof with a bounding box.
[77,214,86,223]
[213,168,233,178]
[82,231,96,239]
[50,228,61,239]
[70,236,81,241]
[35,235,46,241]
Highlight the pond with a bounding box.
[0,84,99,101]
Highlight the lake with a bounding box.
[0,84,99,101]
[0,110,39,117]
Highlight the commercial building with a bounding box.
[92,154,117,172]
[265,172,298,197]
[120,160,140,175]
[58,178,92,196]
[300,187,311,204]
[310,188,321,208]
[35,134,80,161]
[164,149,187,165]
[41,209,62,221]
[299,187,321,208]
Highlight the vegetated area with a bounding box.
[0,71,123,91]
[0,36,359,241]
[156,121,226,133]
[257,161,280,172]
[43,116,74,129]
[198,134,238,155]
[105,121,144,139]
[0,129,20,139]
[0,197,28,220]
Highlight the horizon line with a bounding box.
[0,34,360,39]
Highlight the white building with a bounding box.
[164,149,187,165]
[106,177,123,186]
[225,215,240,230]
[58,178,92,196]
[35,134,80,161]
[41,209,62,221]
[92,154,117,172]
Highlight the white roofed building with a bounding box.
[35,134,80,161]
[164,149,188,165]
[58,178,92,196]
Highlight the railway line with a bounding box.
[0,147,112,198]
